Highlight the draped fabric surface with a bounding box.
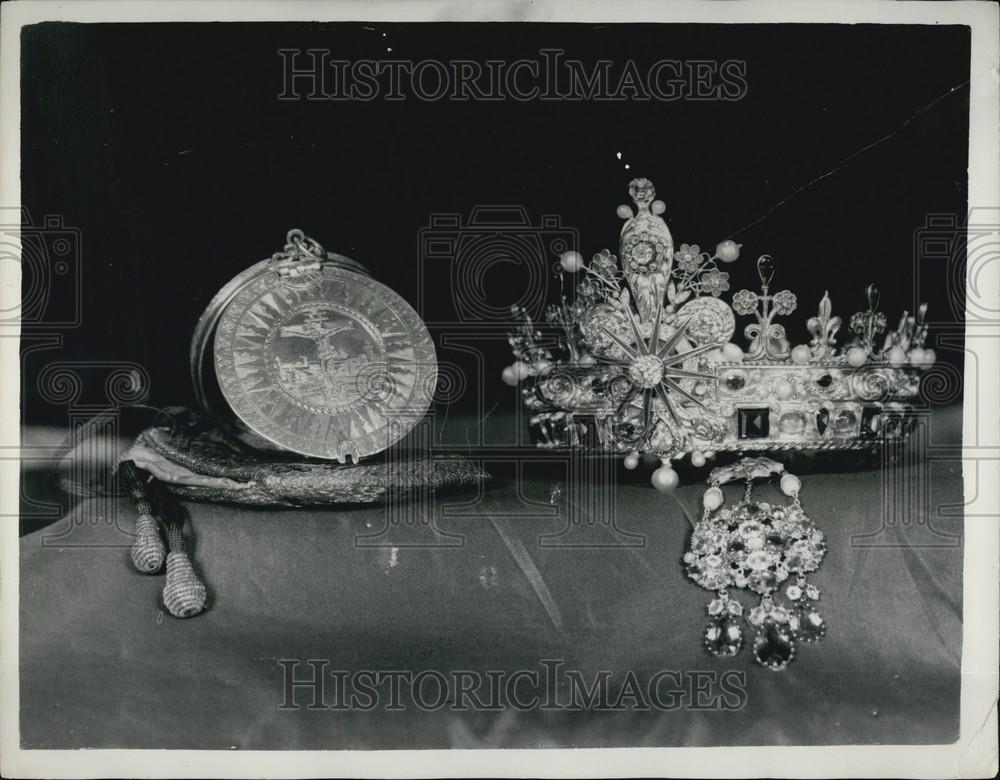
[19,410,963,749]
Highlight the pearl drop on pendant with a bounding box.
[651,466,679,492]
[616,204,634,220]
[691,451,706,467]
[651,199,667,215]
[780,473,801,497]
[624,453,639,470]
[512,361,532,380]
[501,366,518,386]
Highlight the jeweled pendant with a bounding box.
[704,618,744,657]
[684,457,827,672]
[752,622,796,671]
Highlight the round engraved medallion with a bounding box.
[677,295,736,346]
[213,264,436,462]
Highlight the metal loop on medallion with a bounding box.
[285,228,325,261]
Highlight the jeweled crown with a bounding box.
[505,178,935,486]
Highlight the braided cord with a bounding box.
[118,460,166,574]
[162,508,207,619]
[118,459,207,618]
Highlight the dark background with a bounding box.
[20,22,970,426]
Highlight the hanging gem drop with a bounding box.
[704,618,744,658]
[752,622,796,670]
[792,607,826,643]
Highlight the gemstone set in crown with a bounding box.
[628,354,665,388]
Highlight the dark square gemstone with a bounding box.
[738,407,770,439]
[861,406,881,439]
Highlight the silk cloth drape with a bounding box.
[19,411,963,748]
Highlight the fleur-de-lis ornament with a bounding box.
[884,310,912,352]
[849,284,887,356]
[806,291,841,359]
[733,256,797,360]
[882,301,930,352]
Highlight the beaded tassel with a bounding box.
[162,516,207,619]
[118,460,166,574]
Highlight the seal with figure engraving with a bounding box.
[207,232,436,462]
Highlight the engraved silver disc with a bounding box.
[213,264,436,461]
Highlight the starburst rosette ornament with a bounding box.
[504,177,936,491]
[685,457,826,670]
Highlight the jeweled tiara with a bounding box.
[505,178,934,490]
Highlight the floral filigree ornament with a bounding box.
[668,243,735,305]
[685,456,827,670]
[849,283,887,357]
[733,255,798,360]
